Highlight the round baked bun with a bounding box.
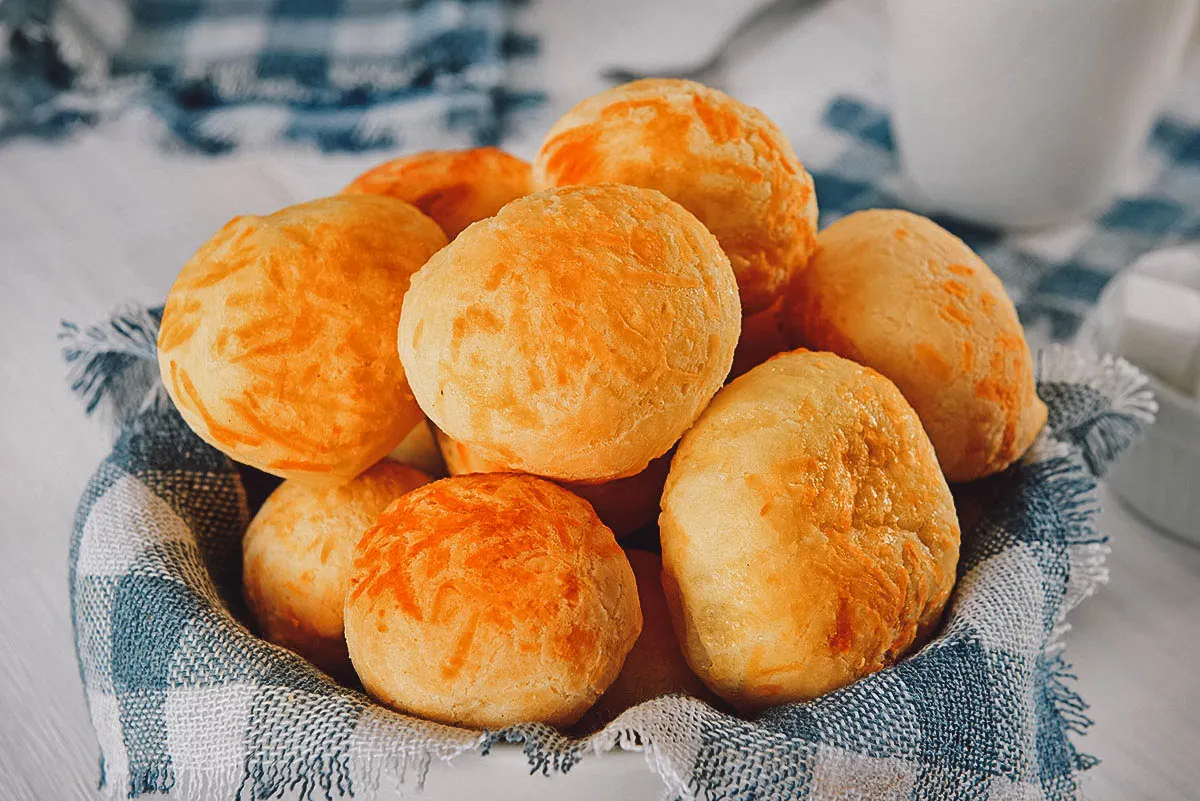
[158,195,447,484]
[660,350,960,710]
[435,429,670,538]
[534,79,817,314]
[341,147,532,239]
[243,462,430,680]
[781,209,1047,481]
[345,473,642,729]
[729,299,788,381]
[398,184,741,482]
[580,550,710,727]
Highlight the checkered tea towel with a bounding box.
[0,0,542,152]
[64,305,1155,801]
[804,94,1200,342]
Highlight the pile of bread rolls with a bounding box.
[157,79,1046,729]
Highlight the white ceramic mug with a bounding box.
[888,0,1199,229]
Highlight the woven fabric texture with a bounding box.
[65,306,1154,800]
[1,0,543,151]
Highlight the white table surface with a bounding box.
[2,1,1198,798]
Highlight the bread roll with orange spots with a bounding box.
[435,429,670,538]
[781,209,1047,481]
[660,351,959,710]
[243,461,430,680]
[728,299,788,380]
[341,147,532,239]
[580,550,711,727]
[534,79,817,314]
[157,196,447,484]
[344,473,642,729]
[398,184,741,483]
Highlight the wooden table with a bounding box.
[2,1,1197,797]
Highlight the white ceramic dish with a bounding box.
[887,0,1200,228]
[1080,320,1200,546]
[1104,367,1200,546]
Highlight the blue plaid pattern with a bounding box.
[64,307,1154,800]
[1,0,542,151]
[806,96,1200,341]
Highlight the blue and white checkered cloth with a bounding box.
[804,95,1200,341]
[64,305,1154,800]
[1,0,542,152]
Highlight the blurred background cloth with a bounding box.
[0,0,543,152]
[0,0,1195,336]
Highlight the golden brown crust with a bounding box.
[780,209,1047,481]
[659,350,960,709]
[398,184,741,483]
[157,195,448,484]
[533,79,817,314]
[344,473,642,729]
[242,461,430,680]
[579,550,711,728]
[434,429,669,538]
[341,147,532,239]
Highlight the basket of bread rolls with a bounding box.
[66,80,1156,801]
